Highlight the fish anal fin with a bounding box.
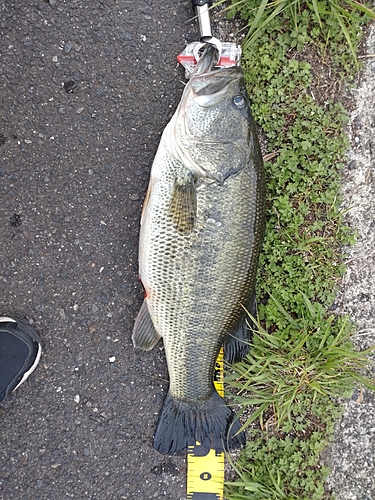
[132,299,161,350]
[169,173,197,234]
[224,295,257,364]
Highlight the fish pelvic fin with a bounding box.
[153,391,245,454]
[132,299,162,350]
[169,172,197,234]
[224,295,257,365]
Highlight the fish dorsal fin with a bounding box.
[132,299,162,350]
[169,173,197,234]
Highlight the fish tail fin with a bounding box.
[153,391,245,454]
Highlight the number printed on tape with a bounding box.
[187,349,224,500]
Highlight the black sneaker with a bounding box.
[0,316,42,403]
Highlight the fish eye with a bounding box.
[233,95,247,109]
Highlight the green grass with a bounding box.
[228,299,375,430]
[222,0,375,65]
[222,2,375,499]
[226,396,342,500]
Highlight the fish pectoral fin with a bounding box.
[169,173,197,233]
[132,299,162,350]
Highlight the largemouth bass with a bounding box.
[132,44,265,454]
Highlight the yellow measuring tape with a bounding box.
[187,348,225,500]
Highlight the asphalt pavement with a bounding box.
[1,1,196,498]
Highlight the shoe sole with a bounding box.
[0,316,42,394]
[13,343,42,392]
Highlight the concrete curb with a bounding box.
[324,23,375,500]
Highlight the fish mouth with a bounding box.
[191,44,240,100]
[194,44,221,76]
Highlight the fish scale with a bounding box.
[132,44,265,454]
